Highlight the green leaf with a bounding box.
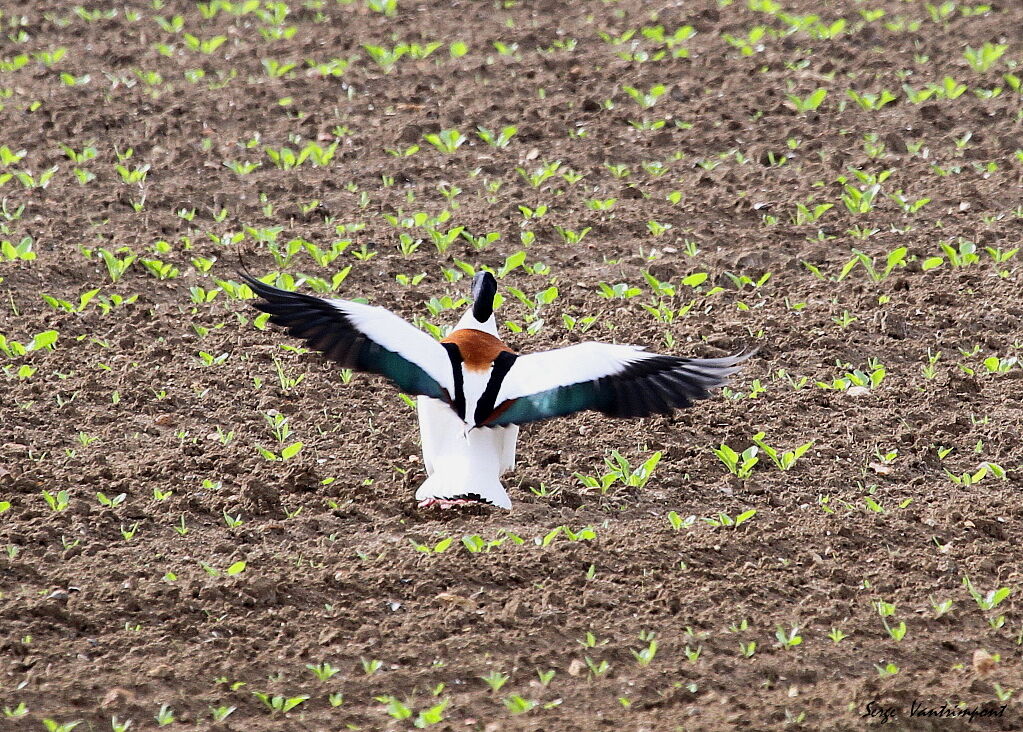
[734,509,757,526]
[541,527,562,546]
[281,695,309,712]
[280,442,303,460]
[28,330,59,351]
[226,560,246,575]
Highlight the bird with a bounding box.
[241,270,750,509]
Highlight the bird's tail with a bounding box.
[415,468,511,509]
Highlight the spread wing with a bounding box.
[241,273,455,400]
[481,343,750,427]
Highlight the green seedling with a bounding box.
[791,202,832,225]
[827,627,849,643]
[423,129,466,153]
[480,671,509,692]
[584,657,611,676]
[631,638,658,666]
[713,444,758,478]
[816,364,886,391]
[476,125,516,147]
[199,560,246,578]
[504,696,538,715]
[114,163,149,184]
[462,531,523,553]
[887,190,930,213]
[751,432,812,471]
[787,88,827,112]
[12,166,59,189]
[41,288,103,313]
[574,450,661,495]
[841,182,881,214]
[366,0,398,16]
[252,692,309,714]
[703,509,757,529]
[96,248,136,282]
[775,625,802,649]
[622,83,666,109]
[930,597,954,618]
[376,695,411,720]
[537,526,596,546]
[3,702,28,718]
[722,25,767,56]
[41,490,70,511]
[183,33,226,54]
[667,511,695,531]
[42,721,80,732]
[597,281,642,299]
[155,705,175,726]
[962,576,1011,613]
[96,492,126,508]
[361,657,383,675]
[554,225,591,244]
[848,247,907,282]
[723,271,771,289]
[845,88,897,111]
[0,146,27,166]
[210,706,235,722]
[516,160,560,188]
[982,355,1018,373]
[875,663,899,677]
[0,236,35,261]
[938,238,981,267]
[460,229,500,251]
[963,42,1007,73]
[945,462,1005,486]
[141,258,179,280]
[410,536,453,554]
[414,699,449,726]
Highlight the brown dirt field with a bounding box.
[1,0,1022,730]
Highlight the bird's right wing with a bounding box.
[481,343,750,427]
[242,274,456,401]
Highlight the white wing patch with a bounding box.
[332,299,456,396]
[496,342,652,403]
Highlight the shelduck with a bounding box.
[242,271,750,509]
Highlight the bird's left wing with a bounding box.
[481,342,749,427]
[242,274,455,401]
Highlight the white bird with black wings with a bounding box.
[242,271,750,509]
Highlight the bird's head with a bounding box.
[470,270,498,323]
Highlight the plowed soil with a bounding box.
[1,1,1021,730]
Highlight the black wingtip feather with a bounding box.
[240,270,452,402]
[594,349,754,421]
